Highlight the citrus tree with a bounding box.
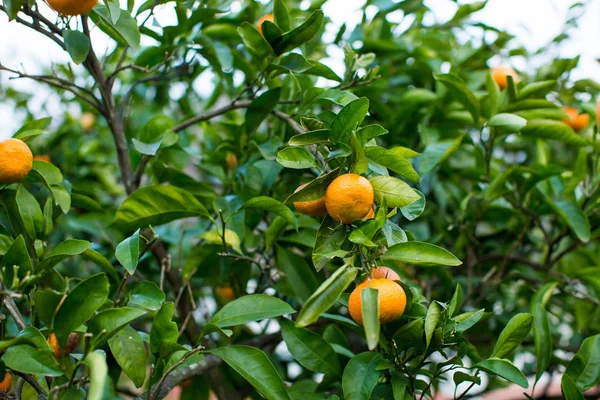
[0,0,599,399]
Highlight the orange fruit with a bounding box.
[80,112,96,130]
[215,286,235,302]
[325,174,374,224]
[293,183,327,217]
[348,279,407,326]
[256,14,274,35]
[365,208,375,219]
[0,373,11,392]
[225,153,238,170]
[47,0,97,15]
[369,266,401,281]
[490,66,519,90]
[562,107,589,132]
[596,99,600,125]
[0,138,33,183]
[47,333,80,358]
[33,155,51,163]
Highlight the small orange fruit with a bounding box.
[0,138,33,183]
[365,208,375,219]
[562,107,589,132]
[348,279,407,326]
[369,266,401,281]
[47,0,97,15]
[293,183,328,217]
[33,155,51,163]
[0,373,11,392]
[80,112,96,131]
[490,66,519,90]
[596,99,600,125]
[47,333,80,358]
[325,174,374,224]
[215,286,235,303]
[256,14,274,35]
[225,153,238,171]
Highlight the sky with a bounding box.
[0,0,599,138]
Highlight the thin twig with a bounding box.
[13,371,48,399]
[150,347,204,400]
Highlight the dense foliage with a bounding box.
[0,0,599,399]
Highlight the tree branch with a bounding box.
[172,100,252,133]
[136,333,282,400]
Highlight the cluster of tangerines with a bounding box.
[490,66,592,131]
[292,174,407,325]
[293,173,375,224]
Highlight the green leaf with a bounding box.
[202,229,242,254]
[364,146,419,183]
[519,80,557,99]
[33,289,62,327]
[400,189,426,221]
[36,239,92,274]
[487,113,527,132]
[491,313,533,358]
[150,302,179,354]
[89,307,146,347]
[276,147,318,169]
[330,98,370,144]
[318,89,359,106]
[133,116,174,155]
[382,242,462,266]
[547,199,590,242]
[531,282,557,381]
[115,229,140,274]
[112,186,211,233]
[1,235,32,284]
[435,74,480,122]
[273,0,291,31]
[63,30,91,64]
[272,10,324,55]
[242,197,297,230]
[425,301,442,350]
[238,22,274,58]
[342,352,382,400]
[108,325,147,388]
[276,247,319,303]
[369,176,420,208]
[456,309,485,333]
[207,294,295,330]
[16,185,43,240]
[3,0,25,20]
[128,281,165,311]
[296,265,358,327]
[207,346,290,400]
[356,125,389,143]
[448,283,462,318]
[53,273,110,348]
[83,249,119,283]
[475,358,529,388]
[391,375,409,400]
[361,288,380,351]
[2,344,62,376]
[90,6,140,50]
[288,129,330,146]
[85,351,110,400]
[246,88,281,133]
[419,136,464,174]
[521,120,589,145]
[280,318,341,376]
[284,168,339,204]
[562,374,585,400]
[565,334,600,392]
